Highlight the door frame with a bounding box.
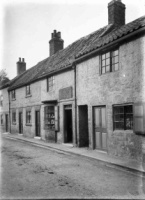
[19,112,23,134]
[63,104,73,143]
[92,105,108,152]
[35,110,41,137]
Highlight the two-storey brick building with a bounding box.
[1,0,145,161]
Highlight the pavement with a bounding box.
[2,132,145,176]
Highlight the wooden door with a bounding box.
[35,111,40,137]
[19,112,23,134]
[94,106,107,151]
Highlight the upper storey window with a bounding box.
[11,90,16,100]
[47,76,55,92]
[0,95,3,107]
[26,85,31,96]
[101,49,119,74]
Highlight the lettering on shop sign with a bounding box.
[59,86,73,100]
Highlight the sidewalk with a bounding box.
[2,132,145,176]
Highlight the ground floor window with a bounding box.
[44,106,55,130]
[113,105,133,130]
[26,110,31,124]
[12,111,16,124]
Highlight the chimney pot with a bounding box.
[22,58,25,62]
[19,57,21,62]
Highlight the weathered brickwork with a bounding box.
[10,81,41,137]
[0,87,9,133]
[41,69,76,144]
[76,36,145,161]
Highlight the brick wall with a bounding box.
[76,36,145,161]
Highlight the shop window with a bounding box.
[113,105,133,130]
[12,111,16,124]
[44,106,55,130]
[26,110,31,124]
[26,85,31,96]
[11,90,16,100]
[1,114,3,125]
[101,49,119,74]
[47,76,54,92]
[0,95,3,107]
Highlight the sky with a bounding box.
[1,0,145,79]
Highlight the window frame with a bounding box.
[47,76,55,92]
[12,111,16,124]
[101,49,119,74]
[44,106,55,130]
[26,110,32,125]
[11,90,16,100]
[26,85,31,96]
[113,104,133,131]
[0,95,3,107]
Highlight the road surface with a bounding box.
[1,137,145,199]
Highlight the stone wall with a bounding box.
[76,36,145,160]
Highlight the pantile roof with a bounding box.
[8,15,145,91]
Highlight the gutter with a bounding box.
[75,26,145,64]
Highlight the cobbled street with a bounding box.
[1,137,145,199]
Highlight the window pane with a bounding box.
[115,56,119,63]
[102,60,105,66]
[114,106,124,114]
[102,54,105,60]
[106,58,110,65]
[114,63,119,71]
[114,114,124,122]
[125,105,133,114]
[106,65,110,72]
[126,114,133,129]
[106,52,110,58]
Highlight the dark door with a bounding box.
[65,109,72,143]
[35,111,40,137]
[94,106,107,151]
[5,114,8,132]
[19,112,23,134]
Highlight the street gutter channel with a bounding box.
[3,135,145,178]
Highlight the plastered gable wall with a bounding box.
[41,70,75,143]
[76,36,145,160]
[0,87,9,132]
[10,81,41,137]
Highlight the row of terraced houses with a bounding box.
[1,0,145,162]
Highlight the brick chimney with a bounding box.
[49,30,64,56]
[17,57,26,76]
[108,0,126,27]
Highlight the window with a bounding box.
[11,90,16,100]
[26,110,31,124]
[101,49,119,74]
[44,106,55,130]
[113,105,133,130]
[12,111,16,124]
[26,85,31,96]
[1,114,3,125]
[0,95,3,107]
[47,76,54,91]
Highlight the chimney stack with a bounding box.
[17,57,26,76]
[108,0,126,27]
[49,30,64,56]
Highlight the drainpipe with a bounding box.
[8,91,11,133]
[73,63,78,146]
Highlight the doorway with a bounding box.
[78,105,89,147]
[35,110,40,137]
[19,112,23,134]
[5,114,8,132]
[93,106,107,151]
[64,105,73,143]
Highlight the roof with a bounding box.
[8,15,145,91]
[0,77,10,90]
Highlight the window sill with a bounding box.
[113,129,133,134]
[25,94,32,98]
[26,123,32,126]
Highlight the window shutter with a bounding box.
[134,103,145,135]
[55,106,59,131]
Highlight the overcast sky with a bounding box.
[1,0,145,79]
